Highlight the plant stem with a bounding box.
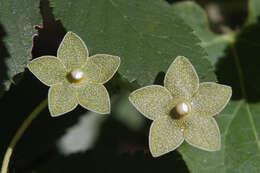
[1,98,48,173]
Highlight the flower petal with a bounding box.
[192,82,232,116]
[82,54,120,84]
[27,56,67,86]
[164,56,199,100]
[149,116,184,157]
[184,115,221,151]
[129,85,174,120]
[48,84,78,117]
[57,32,89,71]
[76,83,110,114]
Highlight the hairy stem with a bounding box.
[1,98,48,173]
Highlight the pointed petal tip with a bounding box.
[79,104,111,115]
[63,31,72,39]
[184,137,221,152]
[65,31,84,39]
[128,93,137,109]
[27,57,38,70]
[48,104,72,117]
[173,56,194,67]
[227,85,232,96]
[63,31,81,40]
[128,88,142,105]
[48,105,66,117]
[176,55,187,59]
[27,62,32,70]
[149,142,181,158]
[78,100,111,115]
[128,92,134,101]
[203,144,221,152]
[49,107,76,117]
[115,56,121,66]
[66,31,74,36]
[225,85,232,103]
[49,111,62,117]
[112,55,121,72]
[175,55,190,62]
[214,145,221,151]
[203,140,221,151]
[149,147,179,158]
[150,152,161,158]
[95,107,111,115]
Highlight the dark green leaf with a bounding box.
[0,0,42,96]
[51,0,216,86]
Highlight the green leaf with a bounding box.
[178,5,260,172]
[247,0,260,25]
[51,0,216,86]
[0,0,41,96]
[171,2,232,66]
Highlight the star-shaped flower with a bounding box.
[129,56,232,157]
[28,32,120,117]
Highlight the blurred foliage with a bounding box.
[1,0,260,173]
[172,2,230,65]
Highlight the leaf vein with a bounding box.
[246,103,260,152]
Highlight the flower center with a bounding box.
[174,101,191,119]
[68,69,85,83]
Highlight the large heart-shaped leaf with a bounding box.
[0,0,42,96]
[175,1,260,173]
[51,0,216,87]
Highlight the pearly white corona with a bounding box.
[70,69,84,81]
[175,102,191,117]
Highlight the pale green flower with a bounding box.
[129,56,232,157]
[28,32,120,117]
